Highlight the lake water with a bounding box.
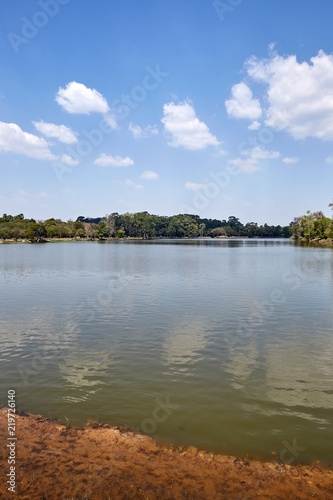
[0,239,332,464]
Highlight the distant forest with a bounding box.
[1,207,332,242]
[0,212,292,241]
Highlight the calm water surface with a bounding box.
[0,239,332,464]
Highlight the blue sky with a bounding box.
[1,0,333,225]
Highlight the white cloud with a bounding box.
[162,101,219,150]
[60,154,79,166]
[246,50,333,140]
[248,121,261,130]
[248,146,280,160]
[103,113,117,130]
[185,181,206,190]
[229,146,280,173]
[140,170,158,180]
[33,121,78,144]
[94,154,134,167]
[228,157,261,174]
[326,156,333,163]
[225,82,262,120]
[128,122,158,139]
[282,157,299,164]
[55,81,109,114]
[125,179,143,190]
[0,121,56,160]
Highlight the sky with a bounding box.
[1,0,333,225]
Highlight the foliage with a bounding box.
[291,207,333,241]
[116,229,125,238]
[0,212,294,242]
[25,223,47,241]
[97,221,107,239]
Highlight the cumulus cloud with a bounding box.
[228,157,261,174]
[282,157,299,163]
[326,156,333,163]
[125,179,143,190]
[225,82,262,120]
[103,113,117,130]
[0,121,56,160]
[33,121,78,144]
[162,101,219,150]
[246,50,333,140]
[185,181,206,190]
[140,170,158,179]
[60,154,79,166]
[248,121,261,130]
[248,146,280,160]
[55,81,109,114]
[129,123,158,139]
[94,154,134,167]
[229,146,280,173]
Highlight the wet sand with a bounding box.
[0,408,332,499]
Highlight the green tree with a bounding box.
[243,222,258,238]
[0,228,10,241]
[211,227,227,237]
[25,223,47,242]
[46,226,56,238]
[227,216,243,233]
[97,221,107,239]
[75,228,85,238]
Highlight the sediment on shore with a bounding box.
[0,408,332,499]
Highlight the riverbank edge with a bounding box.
[0,235,292,244]
[293,236,333,247]
[1,408,332,499]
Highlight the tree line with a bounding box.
[0,214,86,242]
[0,212,293,241]
[2,207,332,242]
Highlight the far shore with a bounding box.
[0,408,332,499]
[2,236,333,249]
[1,235,290,243]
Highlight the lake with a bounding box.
[0,239,332,464]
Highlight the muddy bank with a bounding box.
[0,408,332,499]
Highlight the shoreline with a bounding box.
[2,237,333,250]
[0,235,292,244]
[1,408,332,499]
[293,237,333,247]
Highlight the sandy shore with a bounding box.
[0,408,332,499]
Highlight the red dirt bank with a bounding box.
[0,408,332,499]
